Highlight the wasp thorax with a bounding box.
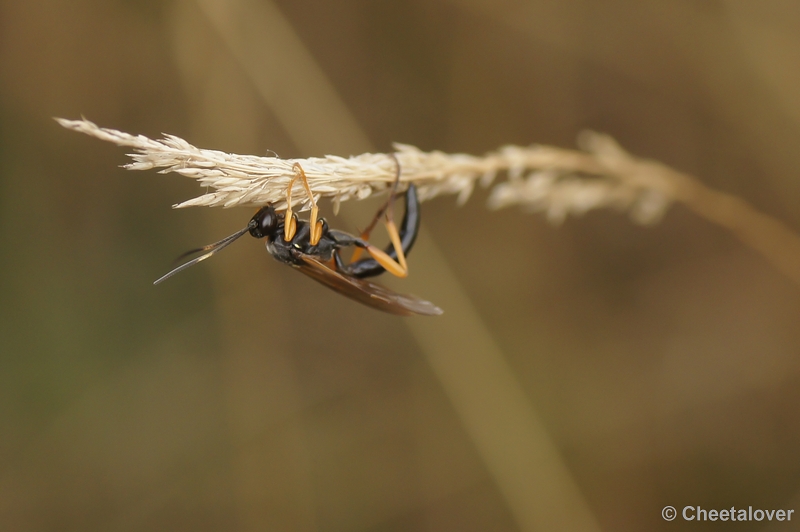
[248,206,278,239]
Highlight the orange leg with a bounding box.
[351,154,409,277]
[360,231,408,278]
[351,154,403,263]
[284,163,323,244]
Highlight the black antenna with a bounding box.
[153,224,252,285]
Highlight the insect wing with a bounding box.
[293,254,443,316]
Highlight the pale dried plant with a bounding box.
[57,117,800,286]
[57,118,671,218]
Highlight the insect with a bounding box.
[154,158,443,316]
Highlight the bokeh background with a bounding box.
[3,1,800,530]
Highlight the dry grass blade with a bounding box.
[57,117,494,211]
[58,116,800,286]
[57,117,673,220]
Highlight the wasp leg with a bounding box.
[284,163,323,244]
[283,170,298,241]
[367,240,407,278]
[343,183,420,279]
[381,174,408,273]
[333,249,345,271]
[329,230,408,278]
[351,153,402,263]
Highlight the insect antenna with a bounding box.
[153,223,253,285]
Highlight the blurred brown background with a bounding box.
[2,0,800,531]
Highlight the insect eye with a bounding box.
[249,206,276,238]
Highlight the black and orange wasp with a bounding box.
[154,156,442,316]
